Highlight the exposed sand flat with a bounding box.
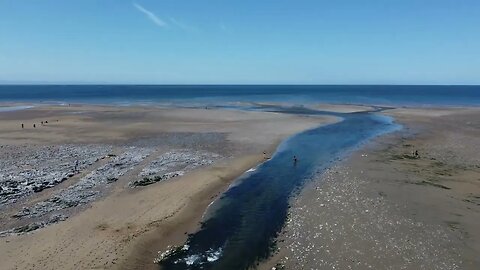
[0,104,337,270]
[310,103,376,113]
[262,107,480,270]
[0,104,338,146]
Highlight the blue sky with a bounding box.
[0,0,479,84]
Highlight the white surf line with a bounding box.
[0,105,34,112]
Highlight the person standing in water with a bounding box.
[293,155,298,165]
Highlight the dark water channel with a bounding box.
[160,106,399,269]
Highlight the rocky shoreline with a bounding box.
[131,150,221,187]
[0,144,112,206]
[0,144,223,237]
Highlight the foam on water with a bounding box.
[206,248,223,262]
[172,247,223,266]
[183,255,201,266]
[0,105,33,112]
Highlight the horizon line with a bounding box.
[1,83,480,87]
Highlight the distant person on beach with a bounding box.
[33,124,36,128]
[21,123,24,129]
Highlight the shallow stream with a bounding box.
[160,107,399,269]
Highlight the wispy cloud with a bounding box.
[133,2,167,28]
[169,17,198,33]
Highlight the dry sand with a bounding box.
[262,107,480,270]
[0,104,337,270]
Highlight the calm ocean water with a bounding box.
[0,85,479,106]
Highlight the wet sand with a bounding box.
[0,104,338,270]
[311,103,376,113]
[262,107,480,270]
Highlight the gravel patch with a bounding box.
[273,166,462,270]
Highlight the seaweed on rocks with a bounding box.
[12,147,152,220]
[0,214,68,237]
[130,150,221,187]
[0,144,112,206]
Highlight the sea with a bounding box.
[0,85,479,106]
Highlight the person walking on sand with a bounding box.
[74,160,79,172]
[21,123,24,129]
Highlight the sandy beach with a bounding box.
[0,104,337,270]
[2,104,480,270]
[262,107,480,270]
